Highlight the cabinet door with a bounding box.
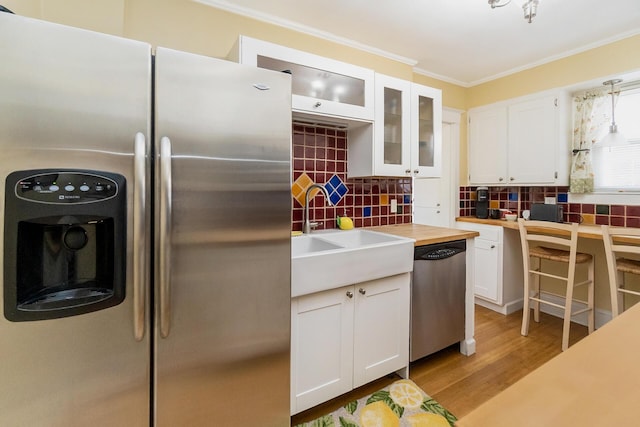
[473,239,502,303]
[353,274,410,388]
[468,106,508,185]
[374,74,412,176]
[291,287,354,415]
[238,36,374,121]
[508,95,558,184]
[413,177,449,227]
[411,83,443,177]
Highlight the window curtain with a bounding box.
[570,89,609,193]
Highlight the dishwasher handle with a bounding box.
[415,240,466,261]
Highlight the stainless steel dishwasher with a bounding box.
[410,239,466,362]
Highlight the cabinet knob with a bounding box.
[405,169,411,175]
[413,169,419,174]
[499,177,504,182]
[491,245,495,249]
[346,291,353,298]
[437,211,440,214]
[510,177,515,181]
[359,288,366,295]
[313,101,322,108]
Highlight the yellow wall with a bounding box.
[3,0,640,187]
[467,34,640,108]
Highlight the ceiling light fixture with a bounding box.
[599,79,627,148]
[488,0,540,23]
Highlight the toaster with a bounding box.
[530,203,564,222]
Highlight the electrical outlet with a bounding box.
[390,199,398,214]
[544,197,556,205]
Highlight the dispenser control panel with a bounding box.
[15,172,118,204]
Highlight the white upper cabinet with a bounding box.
[349,73,442,178]
[231,36,374,122]
[372,73,412,176]
[411,83,442,178]
[468,90,570,186]
[468,105,508,185]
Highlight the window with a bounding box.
[593,87,640,192]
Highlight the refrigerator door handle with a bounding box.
[133,132,146,341]
[159,136,172,338]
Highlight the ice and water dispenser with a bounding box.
[4,170,126,321]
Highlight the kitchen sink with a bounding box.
[291,235,343,257]
[291,229,414,297]
[313,229,403,248]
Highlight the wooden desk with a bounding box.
[456,302,640,426]
[456,217,640,243]
[456,217,603,239]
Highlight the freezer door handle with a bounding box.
[159,136,173,338]
[133,132,146,341]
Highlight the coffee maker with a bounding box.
[475,186,489,219]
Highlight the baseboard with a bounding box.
[474,297,523,315]
[475,293,612,329]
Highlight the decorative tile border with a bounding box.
[460,185,640,228]
[292,124,412,232]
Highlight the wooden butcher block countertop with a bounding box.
[367,223,479,246]
[456,302,640,427]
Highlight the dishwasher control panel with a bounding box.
[414,239,466,260]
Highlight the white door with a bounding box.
[414,109,460,227]
[291,287,354,414]
[353,274,410,388]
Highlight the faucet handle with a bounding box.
[309,221,320,230]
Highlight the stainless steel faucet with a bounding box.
[303,184,334,234]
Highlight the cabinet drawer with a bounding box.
[475,237,499,250]
[458,222,502,242]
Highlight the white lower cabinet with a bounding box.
[290,273,410,415]
[457,222,524,314]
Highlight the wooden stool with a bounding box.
[601,225,640,318]
[518,219,594,351]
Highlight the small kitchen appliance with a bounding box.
[530,203,564,222]
[475,186,489,219]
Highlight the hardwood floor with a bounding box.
[291,305,589,425]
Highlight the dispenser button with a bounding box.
[65,185,75,192]
[33,185,43,191]
[80,185,90,192]
[49,185,59,192]
[95,185,104,192]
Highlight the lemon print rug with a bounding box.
[294,379,456,427]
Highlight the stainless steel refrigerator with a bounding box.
[0,12,292,426]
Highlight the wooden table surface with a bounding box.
[456,301,640,427]
[367,223,479,246]
[456,216,606,239]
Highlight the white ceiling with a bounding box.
[198,0,640,87]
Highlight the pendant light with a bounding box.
[599,79,627,148]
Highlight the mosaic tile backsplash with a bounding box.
[460,186,640,228]
[292,124,412,232]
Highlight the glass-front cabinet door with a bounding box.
[374,74,411,176]
[411,84,442,177]
[235,36,374,121]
